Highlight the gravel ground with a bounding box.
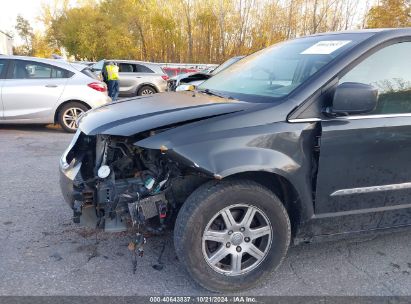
[0,125,411,296]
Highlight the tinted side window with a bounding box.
[13,61,52,79]
[135,64,154,73]
[119,63,134,73]
[0,59,8,78]
[12,60,72,79]
[81,67,98,80]
[52,67,73,78]
[340,42,411,115]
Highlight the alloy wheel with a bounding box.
[141,88,154,95]
[62,107,84,131]
[202,204,272,276]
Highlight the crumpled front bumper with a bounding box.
[59,131,83,210]
[59,131,125,231]
[59,161,82,209]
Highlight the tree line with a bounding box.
[14,0,411,63]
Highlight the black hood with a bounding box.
[79,92,252,136]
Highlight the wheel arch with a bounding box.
[136,82,159,95]
[54,100,91,124]
[138,144,315,234]
[136,83,159,95]
[223,171,304,239]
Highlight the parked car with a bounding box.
[168,56,244,91]
[0,55,110,132]
[162,66,199,78]
[60,28,411,291]
[73,61,96,67]
[91,60,169,96]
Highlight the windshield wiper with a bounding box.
[198,89,237,100]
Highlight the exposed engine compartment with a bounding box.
[63,132,208,234]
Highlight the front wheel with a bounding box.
[137,85,156,96]
[174,180,291,292]
[58,102,88,133]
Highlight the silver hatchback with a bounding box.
[91,60,169,96]
[0,56,111,132]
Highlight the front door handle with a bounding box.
[45,84,58,88]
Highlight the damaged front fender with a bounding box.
[136,119,318,221]
[136,120,308,177]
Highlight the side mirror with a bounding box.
[328,82,378,116]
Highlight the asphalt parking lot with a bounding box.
[1,125,411,296]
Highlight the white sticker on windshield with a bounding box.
[301,40,351,55]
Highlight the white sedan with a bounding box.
[0,55,111,132]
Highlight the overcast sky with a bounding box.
[0,0,47,36]
[0,0,78,44]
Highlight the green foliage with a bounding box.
[31,32,58,58]
[366,0,411,28]
[14,15,56,57]
[15,15,34,55]
[38,0,410,62]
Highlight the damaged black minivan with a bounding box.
[60,28,411,292]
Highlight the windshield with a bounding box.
[198,33,373,102]
[91,59,105,71]
[211,56,244,75]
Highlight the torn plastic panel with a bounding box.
[59,131,210,233]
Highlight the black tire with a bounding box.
[137,85,156,96]
[174,179,291,292]
[57,102,89,133]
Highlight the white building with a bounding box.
[0,31,13,55]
